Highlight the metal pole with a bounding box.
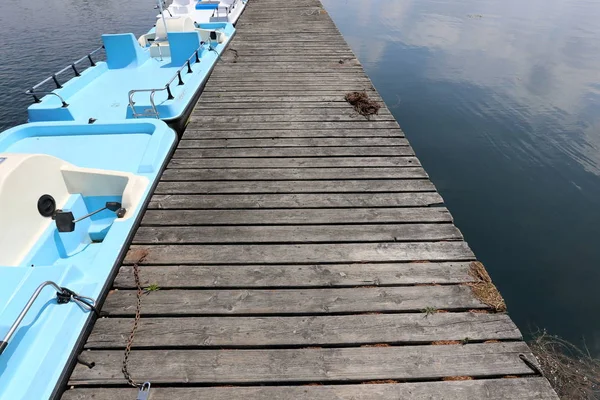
[156,0,170,42]
[0,281,63,355]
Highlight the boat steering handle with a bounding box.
[0,281,96,356]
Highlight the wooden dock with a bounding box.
[61,0,558,398]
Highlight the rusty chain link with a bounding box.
[122,252,147,388]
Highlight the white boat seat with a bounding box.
[155,16,196,40]
[0,153,146,267]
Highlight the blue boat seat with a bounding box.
[195,1,219,10]
[169,31,203,66]
[101,33,150,69]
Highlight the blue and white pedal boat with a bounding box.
[162,0,248,25]
[0,120,177,399]
[27,19,235,133]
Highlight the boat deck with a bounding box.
[61,0,559,398]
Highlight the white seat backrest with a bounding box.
[155,17,195,40]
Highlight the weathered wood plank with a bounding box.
[235,29,341,34]
[222,44,353,50]
[133,224,461,244]
[61,378,560,400]
[103,285,484,316]
[85,313,520,348]
[199,90,384,98]
[189,107,389,116]
[209,71,366,77]
[166,157,417,168]
[70,343,536,385]
[160,167,427,181]
[192,106,389,115]
[185,121,397,131]
[114,262,475,288]
[198,95,376,103]
[210,67,360,74]
[219,47,355,54]
[124,242,474,265]
[148,192,441,209]
[182,130,404,139]
[205,76,372,83]
[174,147,412,158]
[218,58,362,64]
[179,138,406,148]
[204,87,375,94]
[155,180,436,194]
[193,101,355,109]
[140,208,451,226]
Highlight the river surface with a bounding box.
[1,0,600,354]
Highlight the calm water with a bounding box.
[1,0,600,355]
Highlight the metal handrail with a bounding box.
[25,45,105,104]
[128,45,203,119]
[0,281,96,356]
[212,1,236,19]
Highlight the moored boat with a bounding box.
[160,0,248,25]
[26,19,235,133]
[0,120,177,399]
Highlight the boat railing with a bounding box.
[212,0,239,19]
[25,45,105,106]
[128,45,203,119]
[0,281,96,356]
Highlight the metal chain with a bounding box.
[122,259,144,388]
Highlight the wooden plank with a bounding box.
[209,70,366,76]
[140,208,452,226]
[222,44,359,49]
[154,180,436,194]
[70,343,536,385]
[160,167,427,181]
[173,147,413,158]
[148,193,441,209]
[219,47,355,53]
[166,157,417,168]
[205,76,372,82]
[193,102,356,109]
[215,58,364,64]
[85,313,520,348]
[113,262,475,288]
[61,378,560,400]
[185,121,397,131]
[102,285,484,316]
[235,29,341,34]
[199,90,383,97]
[189,107,389,116]
[133,224,461,244]
[124,242,474,264]
[218,37,350,44]
[198,95,376,103]
[204,84,374,91]
[200,90,378,98]
[178,138,407,148]
[182,130,404,139]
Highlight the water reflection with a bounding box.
[322,0,600,353]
